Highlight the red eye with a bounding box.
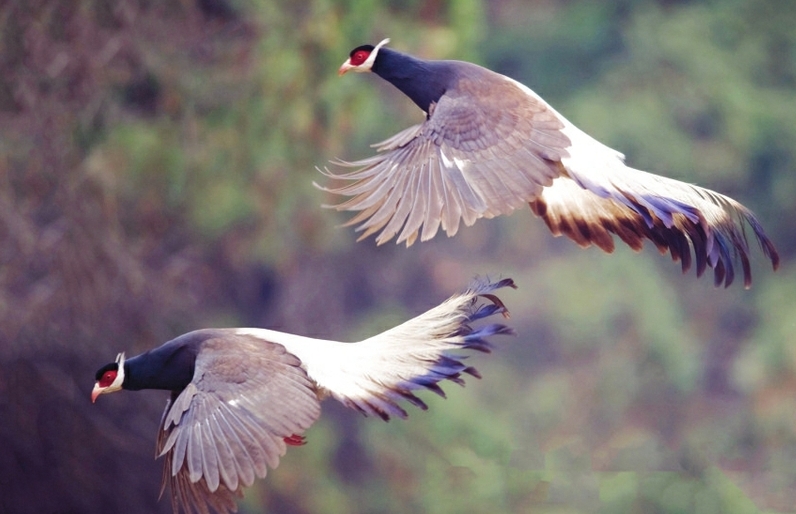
[350,50,370,66]
[99,370,117,387]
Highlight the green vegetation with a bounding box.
[0,0,793,513]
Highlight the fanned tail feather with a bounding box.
[531,175,779,289]
[322,278,517,421]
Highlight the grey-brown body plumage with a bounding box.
[154,332,320,514]
[323,42,779,288]
[92,279,516,514]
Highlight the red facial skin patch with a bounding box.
[98,370,117,388]
[349,50,370,66]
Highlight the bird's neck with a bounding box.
[123,341,197,392]
[372,48,451,114]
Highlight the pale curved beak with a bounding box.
[91,383,103,403]
[338,59,354,76]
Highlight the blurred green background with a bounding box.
[1,0,794,513]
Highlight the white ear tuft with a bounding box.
[362,38,391,70]
[111,352,126,389]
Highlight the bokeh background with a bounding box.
[1,0,795,513]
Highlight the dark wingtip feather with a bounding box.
[411,377,448,398]
[405,278,516,387]
[766,241,781,271]
[713,258,726,288]
[531,178,778,288]
[741,252,752,290]
[396,390,429,411]
[463,366,482,379]
[347,278,516,422]
[746,215,780,271]
[468,302,503,321]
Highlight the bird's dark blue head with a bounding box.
[94,362,118,381]
[91,332,203,404]
[338,38,452,114]
[338,38,390,76]
[91,352,126,403]
[349,44,374,61]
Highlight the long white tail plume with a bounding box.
[237,278,516,420]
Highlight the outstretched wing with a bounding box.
[155,334,321,514]
[318,62,571,246]
[319,64,778,287]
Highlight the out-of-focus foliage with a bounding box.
[0,0,793,513]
